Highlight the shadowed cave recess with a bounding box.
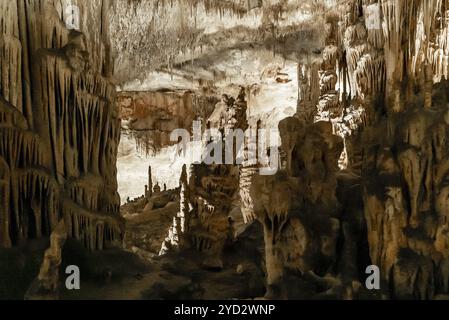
[2,0,449,300]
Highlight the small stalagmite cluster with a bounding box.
[160,89,250,269]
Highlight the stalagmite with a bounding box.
[25,220,68,300]
[148,166,153,199]
[3,0,449,301]
[249,117,344,298]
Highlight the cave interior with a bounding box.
[1,0,449,300]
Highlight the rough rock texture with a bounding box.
[110,0,327,83]
[307,0,449,299]
[233,0,449,300]
[117,90,217,155]
[0,0,124,250]
[159,89,250,269]
[5,0,449,301]
[249,119,358,299]
[25,220,67,300]
[297,63,320,123]
[122,174,180,257]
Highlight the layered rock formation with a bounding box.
[249,119,356,299]
[0,0,124,251]
[117,90,216,155]
[232,0,449,300]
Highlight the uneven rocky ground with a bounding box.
[59,222,266,300]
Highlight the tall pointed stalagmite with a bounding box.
[148,165,153,199]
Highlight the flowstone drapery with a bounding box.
[0,0,123,250]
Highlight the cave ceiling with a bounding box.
[110,0,332,89]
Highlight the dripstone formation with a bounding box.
[4,0,449,301]
[0,0,123,251]
[292,0,449,299]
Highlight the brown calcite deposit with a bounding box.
[0,0,123,250]
[117,90,216,155]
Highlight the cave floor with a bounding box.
[59,222,266,300]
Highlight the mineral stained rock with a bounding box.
[117,90,217,155]
[303,0,449,299]
[0,0,124,251]
[159,90,249,266]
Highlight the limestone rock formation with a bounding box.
[117,90,217,155]
[25,220,67,300]
[158,88,251,269]
[0,0,124,251]
[307,0,449,299]
[250,119,348,299]
[4,0,449,302]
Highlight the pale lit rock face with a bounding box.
[109,0,328,84]
[116,50,299,203]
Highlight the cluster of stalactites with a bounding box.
[29,41,123,249]
[0,167,60,248]
[0,0,123,250]
[33,50,120,186]
[297,63,321,123]
[64,200,124,251]
[325,0,449,299]
[110,0,328,83]
[326,0,449,102]
[377,0,446,82]
[0,96,59,248]
[110,0,255,82]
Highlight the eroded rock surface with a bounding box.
[0,1,124,299]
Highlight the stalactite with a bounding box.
[0,0,123,250]
[319,0,449,299]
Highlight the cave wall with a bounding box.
[0,0,123,250]
[312,0,449,299]
[117,90,217,155]
[244,0,449,300]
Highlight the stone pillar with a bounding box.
[147,166,153,199]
